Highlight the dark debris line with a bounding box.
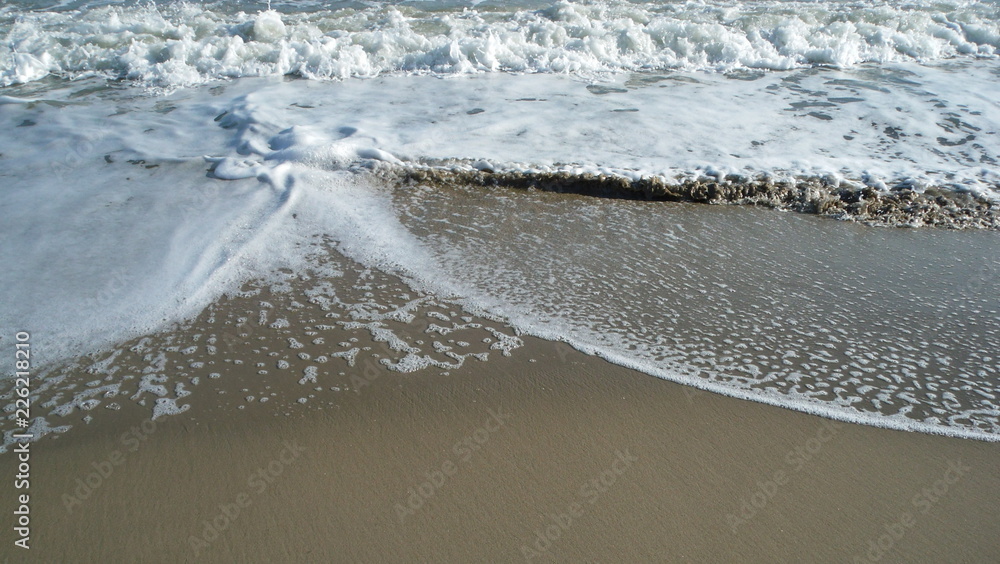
[399,168,1000,230]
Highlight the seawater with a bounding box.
[1,0,999,445]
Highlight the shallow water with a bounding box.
[394,184,1000,439]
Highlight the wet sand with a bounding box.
[2,198,999,563]
[1,326,998,562]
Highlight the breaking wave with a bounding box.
[2,0,1000,87]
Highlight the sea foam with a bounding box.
[2,0,999,87]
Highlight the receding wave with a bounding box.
[2,65,999,444]
[2,0,999,87]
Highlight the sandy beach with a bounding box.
[3,221,999,563]
[2,277,998,562]
[4,1,1000,562]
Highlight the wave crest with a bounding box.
[2,0,999,87]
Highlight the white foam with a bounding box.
[2,1,999,88]
[2,23,998,442]
[198,65,1000,198]
[0,81,374,368]
[1,417,71,452]
[152,397,191,420]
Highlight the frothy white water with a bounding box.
[0,76,456,370]
[2,0,999,87]
[2,62,998,367]
[189,64,1000,199]
[1,59,998,440]
[394,183,1000,442]
[191,70,1000,441]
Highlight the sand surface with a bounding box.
[2,210,998,563]
[1,325,998,562]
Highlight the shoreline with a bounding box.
[0,201,997,562]
[3,2,1000,560]
[1,331,998,562]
